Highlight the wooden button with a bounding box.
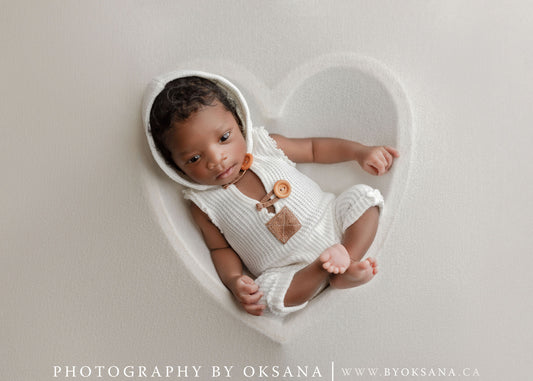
[241,153,253,170]
[273,180,291,198]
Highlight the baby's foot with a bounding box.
[329,257,378,289]
[319,244,351,274]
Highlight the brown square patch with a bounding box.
[265,206,302,244]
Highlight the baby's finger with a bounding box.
[239,291,263,305]
[371,157,386,176]
[239,276,259,294]
[384,150,394,171]
[384,146,400,158]
[367,163,379,176]
[378,152,389,174]
[244,303,266,316]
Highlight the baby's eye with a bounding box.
[220,131,230,142]
[186,154,201,164]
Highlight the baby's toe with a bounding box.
[319,251,331,263]
[327,265,340,274]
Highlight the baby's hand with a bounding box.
[228,275,266,316]
[358,146,399,176]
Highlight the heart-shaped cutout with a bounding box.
[142,53,413,342]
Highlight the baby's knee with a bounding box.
[335,184,384,233]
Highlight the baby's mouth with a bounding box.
[216,164,236,180]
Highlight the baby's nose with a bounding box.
[207,151,226,169]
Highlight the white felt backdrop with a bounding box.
[2,1,532,380]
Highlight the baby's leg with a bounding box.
[330,206,380,289]
[283,253,335,308]
[283,243,351,307]
[284,201,381,305]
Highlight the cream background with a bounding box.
[2,1,532,380]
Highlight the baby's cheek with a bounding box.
[174,161,187,175]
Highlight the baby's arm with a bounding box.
[190,203,266,316]
[271,134,399,176]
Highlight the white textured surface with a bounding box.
[3,1,533,380]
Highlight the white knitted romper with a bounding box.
[184,126,384,316]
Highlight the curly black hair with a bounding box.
[149,76,243,172]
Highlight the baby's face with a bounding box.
[165,101,247,186]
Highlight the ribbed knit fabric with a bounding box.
[184,126,384,316]
[335,185,384,232]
